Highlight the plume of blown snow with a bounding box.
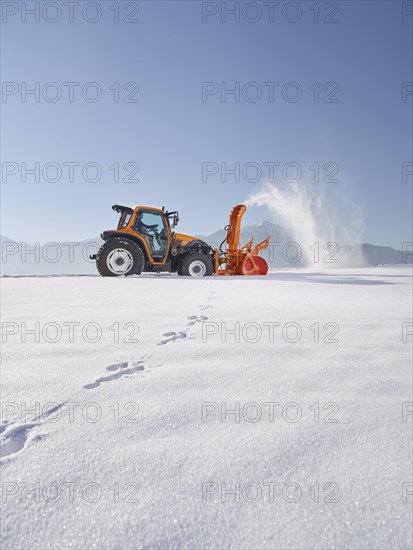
[246,181,365,268]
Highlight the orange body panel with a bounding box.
[174,232,199,244]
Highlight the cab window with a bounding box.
[133,210,168,260]
[118,212,131,229]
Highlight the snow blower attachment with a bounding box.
[215,204,270,276]
[93,203,270,277]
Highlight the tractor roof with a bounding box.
[112,204,166,214]
[112,204,134,214]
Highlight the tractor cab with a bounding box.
[111,204,174,263]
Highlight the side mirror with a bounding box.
[173,213,179,226]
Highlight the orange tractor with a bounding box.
[93,204,270,277]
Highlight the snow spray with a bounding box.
[245,181,365,268]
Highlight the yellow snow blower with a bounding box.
[93,204,270,277]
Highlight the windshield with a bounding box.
[118,212,132,229]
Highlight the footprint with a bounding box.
[0,423,37,458]
[0,402,66,459]
[187,315,208,326]
[0,421,12,434]
[105,361,130,372]
[199,304,212,312]
[157,331,188,345]
[83,360,145,390]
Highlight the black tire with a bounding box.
[178,253,214,277]
[96,238,145,277]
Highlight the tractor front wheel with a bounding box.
[96,238,145,277]
[178,253,214,277]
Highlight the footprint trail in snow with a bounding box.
[1,285,218,459]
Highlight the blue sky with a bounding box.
[1,0,412,248]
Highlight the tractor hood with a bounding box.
[174,233,200,246]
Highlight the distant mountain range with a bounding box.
[0,235,102,276]
[1,222,411,276]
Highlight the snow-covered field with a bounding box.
[1,267,412,550]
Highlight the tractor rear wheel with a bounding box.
[178,253,214,277]
[96,238,145,277]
